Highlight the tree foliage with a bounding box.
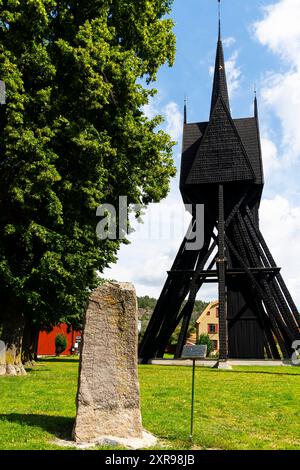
[197,334,212,356]
[55,333,67,356]
[138,295,157,310]
[0,1,176,336]
[168,323,196,347]
[138,297,209,348]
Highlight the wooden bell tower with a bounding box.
[139,5,300,364]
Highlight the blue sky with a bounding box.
[104,0,300,305]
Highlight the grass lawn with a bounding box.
[0,358,300,450]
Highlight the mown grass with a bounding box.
[0,358,300,450]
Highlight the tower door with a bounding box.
[227,280,265,359]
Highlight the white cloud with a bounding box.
[260,196,300,305]
[223,37,236,48]
[135,254,173,287]
[261,136,281,174]
[102,186,191,297]
[225,50,242,98]
[142,100,158,120]
[261,71,300,164]
[164,101,183,143]
[253,0,300,66]
[253,0,300,164]
[142,97,182,145]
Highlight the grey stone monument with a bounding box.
[0,341,6,376]
[73,282,147,445]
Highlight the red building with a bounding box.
[37,324,82,356]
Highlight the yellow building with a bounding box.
[196,301,219,353]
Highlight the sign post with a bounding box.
[181,345,207,442]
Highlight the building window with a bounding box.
[216,307,219,318]
[207,311,210,316]
[208,324,217,334]
[212,340,218,351]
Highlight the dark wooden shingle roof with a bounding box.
[234,117,264,185]
[181,122,207,185]
[184,98,256,185]
[181,114,263,186]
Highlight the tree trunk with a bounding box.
[0,301,27,376]
[22,320,39,365]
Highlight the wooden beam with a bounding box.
[217,184,228,361]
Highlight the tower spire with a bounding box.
[210,0,231,118]
[184,96,187,124]
[254,87,258,118]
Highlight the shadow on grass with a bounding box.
[25,367,51,374]
[210,369,300,377]
[38,358,79,363]
[0,413,74,439]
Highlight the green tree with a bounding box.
[138,296,157,310]
[55,333,67,356]
[0,0,176,373]
[197,334,212,356]
[169,323,196,347]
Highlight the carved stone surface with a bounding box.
[0,342,6,376]
[73,282,143,443]
[0,341,5,366]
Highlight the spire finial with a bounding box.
[254,84,258,118]
[184,96,187,124]
[218,0,221,40]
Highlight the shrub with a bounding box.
[55,334,67,356]
[196,334,212,356]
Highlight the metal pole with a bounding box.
[190,359,196,442]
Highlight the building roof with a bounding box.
[181,114,264,186]
[196,300,219,324]
[186,98,255,185]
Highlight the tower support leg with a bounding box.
[217,185,228,362]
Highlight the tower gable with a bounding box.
[186,98,255,185]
